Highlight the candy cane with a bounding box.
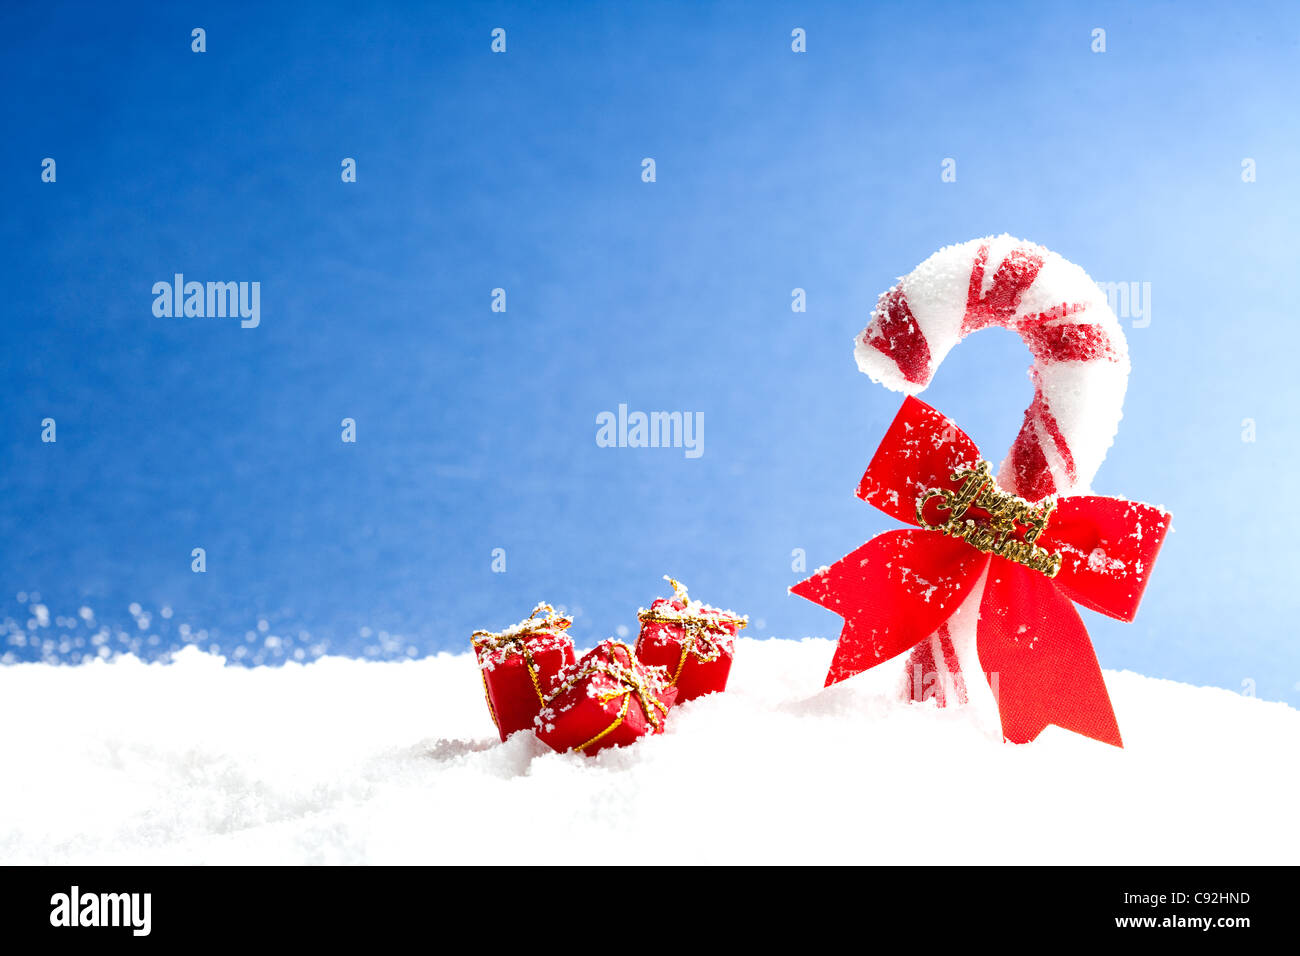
[853,235,1130,713]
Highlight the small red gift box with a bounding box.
[535,640,677,755]
[635,576,747,703]
[471,603,576,741]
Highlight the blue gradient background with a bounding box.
[1,2,1296,700]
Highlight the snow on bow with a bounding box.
[791,397,1171,748]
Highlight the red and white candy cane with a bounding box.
[853,235,1129,712]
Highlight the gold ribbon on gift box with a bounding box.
[636,576,748,685]
[541,640,671,753]
[471,603,573,731]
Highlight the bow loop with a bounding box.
[1037,496,1172,623]
[857,396,984,526]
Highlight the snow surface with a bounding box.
[2,638,1296,865]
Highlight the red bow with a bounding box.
[791,397,1171,748]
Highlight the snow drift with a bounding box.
[1,638,1295,865]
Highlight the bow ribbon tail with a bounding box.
[791,529,989,687]
[976,562,1123,748]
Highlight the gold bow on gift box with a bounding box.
[636,576,748,684]
[543,640,671,753]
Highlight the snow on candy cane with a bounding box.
[856,234,1128,502]
[854,235,1130,713]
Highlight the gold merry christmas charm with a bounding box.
[915,461,1063,577]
